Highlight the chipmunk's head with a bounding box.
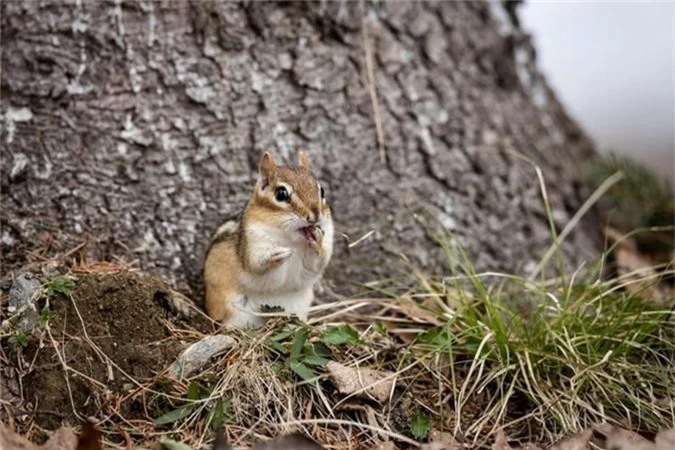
[250,151,332,246]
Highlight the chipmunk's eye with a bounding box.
[275,186,290,203]
[320,186,325,199]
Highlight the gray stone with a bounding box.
[168,335,236,380]
[7,274,41,332]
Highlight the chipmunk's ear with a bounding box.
[259,152,277,186]
[299,151,310,171]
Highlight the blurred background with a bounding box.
[521,1,674,187]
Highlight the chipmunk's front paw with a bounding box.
[268,247,292,267]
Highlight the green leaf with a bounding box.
[187,381,201,400]
[8,332,29,348]
[290,327,309,362]
[38,306,50,328]
[302,355,329,367]
[416,326,450,347]
[155,404,196,426]
[410,411,433,439]
[267,340,287,354]
[312,343,332,358]
[321,324,360,346]
[290,361,316,382]
[374,320,388,336]
[208,398,233,429]
[270,328,295,342]
[271,362,288,380]
[47,276,74,296]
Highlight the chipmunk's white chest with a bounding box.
[238,221,332,320]
[248,246,324,293]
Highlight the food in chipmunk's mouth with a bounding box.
[301,225,322,242]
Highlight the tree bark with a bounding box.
[1,1,598,294]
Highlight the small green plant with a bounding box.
[267,325,331,382]
[154,381,234,429]
[6,303,51,349]
[8,330,29,348]
[320,324,360,346]
[410,411,433,439]
[46,276,74,296]
[38,305,50,328]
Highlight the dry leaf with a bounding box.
[492,429,513,450]
[326,361,395,403]
[594,423,654,450]
[654,427,675,448]
[421,430,459,450]
[0,423,78,450]
[550,428,592,450]
[606,227,674,305]
[254,433,324,450]
[75,422,102,450]
[654,428,675,449]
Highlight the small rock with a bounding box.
[326,361,395,404]
[7,274,41,331]
[168,335,236,379]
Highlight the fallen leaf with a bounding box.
[550,428,592,450]
[606,227,674,305]
[427,429,457,447]
[594,423,654,450]
[492,429,513,450]
[159,437,192,450]
[0,422,39,450]
[0,423,78,450]
[654,427,675,448]
[75,421,102,450]
[326,361,395,403]
[254,433,324,450]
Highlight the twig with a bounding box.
[360,0,386,164]
[529,171,625,279]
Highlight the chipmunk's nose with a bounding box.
[307,207,320,223]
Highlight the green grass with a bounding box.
[391,231,675,444]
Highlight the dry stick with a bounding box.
[44,326,85,422]
[360,0,386,164]
[529,171,625,280]
[68,294,115,381]
[282,419,420,447]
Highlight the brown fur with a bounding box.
[204,237,241,321]
[204,152,330,322]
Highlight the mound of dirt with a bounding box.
[1,270,213,431]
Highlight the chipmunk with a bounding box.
[204,151,334,328]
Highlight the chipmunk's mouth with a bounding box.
[300,225,321,242]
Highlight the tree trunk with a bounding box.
[1,1,598,294]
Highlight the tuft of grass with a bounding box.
[394,230,675,444]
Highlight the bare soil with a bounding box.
[1,270,213,433]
